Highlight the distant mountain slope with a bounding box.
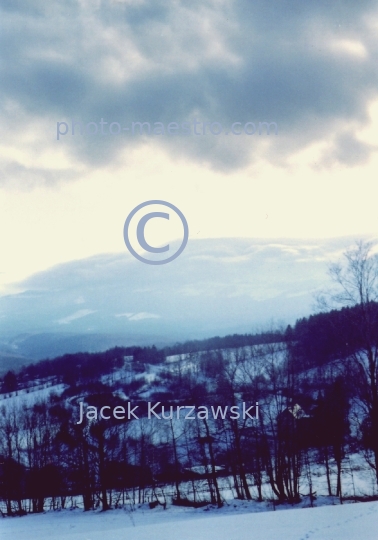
[0,333,167,375]
[0,236,357,365]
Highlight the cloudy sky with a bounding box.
[1,0,378,293]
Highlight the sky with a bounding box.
[1,0,378,293]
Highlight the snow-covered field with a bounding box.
[2,500,378,540]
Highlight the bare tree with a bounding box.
[0,403,25,514]
[319,240,378,485]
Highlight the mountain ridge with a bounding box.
[0,236,360,366]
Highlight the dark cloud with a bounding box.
[318,131,378,168]
[1,0,378,183]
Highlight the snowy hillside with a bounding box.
[2,294,378,539]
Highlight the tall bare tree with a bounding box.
[319,240,378,484]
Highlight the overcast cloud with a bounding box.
[1,0,378,186]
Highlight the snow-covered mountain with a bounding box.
[0,237,355,363]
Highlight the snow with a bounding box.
[2,500,378,540]
[0,383,66,410]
